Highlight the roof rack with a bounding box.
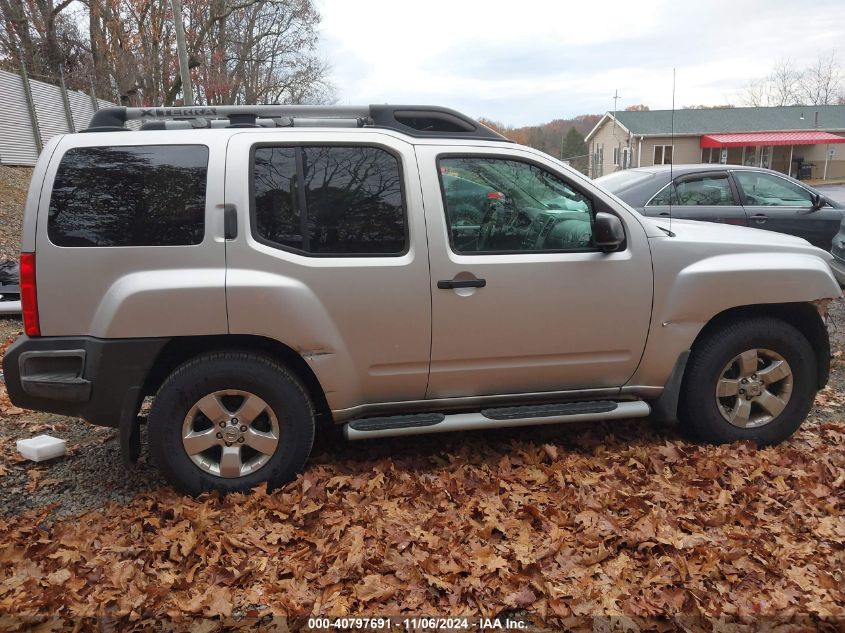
[83,104,509,141]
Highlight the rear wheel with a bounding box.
[148,352,314,495]
[679,317,817,446]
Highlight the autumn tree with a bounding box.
[0,0,86,82]
[477,118,510,136]
[625,104,649,111]
[1,0,333,106]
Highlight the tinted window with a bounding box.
[734,171,813,207]
[253,146,406,255]
[253,147,300,249]
[648,174,735,206]
[48,145,207,247]
[439,157,595,254]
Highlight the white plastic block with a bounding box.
[16,435,66,462]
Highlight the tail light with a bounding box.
[20,252,40,337]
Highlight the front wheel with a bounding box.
[679,317,817,446]
[148,352,315,495]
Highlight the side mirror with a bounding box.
[594,212,625,252]
[810,192,823,211]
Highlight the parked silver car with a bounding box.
[3,105,840,494]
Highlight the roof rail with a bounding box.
[83,104,509,141]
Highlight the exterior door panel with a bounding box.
[732,170,841,249]
[224,131,432,414]
[417,145,653,400]
[642,170,748,227]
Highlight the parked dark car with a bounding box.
[828,220,845,286]
[596,165,844,250]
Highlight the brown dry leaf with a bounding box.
[203,587,233,618]
[45,569,72,586]
[504,587,537,608]
[25,469,44,492]
[355,574,395,603]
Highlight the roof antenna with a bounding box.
[669,68,676,235]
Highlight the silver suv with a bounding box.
[3,105,840,494]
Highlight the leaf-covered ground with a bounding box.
[0,321,844,629]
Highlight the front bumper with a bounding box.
[829,255,845,288]
[2,335,168,427]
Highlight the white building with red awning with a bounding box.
[586,105,845,180]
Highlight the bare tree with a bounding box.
[800,51,844,106]
[740,52,844,107]
[768,58,802,105]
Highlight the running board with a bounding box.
[343,400,650,441]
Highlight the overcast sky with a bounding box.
[315,0,844,127]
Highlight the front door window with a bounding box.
[439,157,595,254]
[733,171,813,207]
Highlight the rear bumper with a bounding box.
[2,335,168,427]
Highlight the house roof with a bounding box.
[596,105,845,139]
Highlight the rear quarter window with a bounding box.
[252,145,406,256]
[48,145,208,247]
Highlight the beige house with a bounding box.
[585,105,845,181]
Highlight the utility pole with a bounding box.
[170,0,194,105]
[612,89,622,131]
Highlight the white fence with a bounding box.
[0,69,115,166]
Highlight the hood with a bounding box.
[646,217,832,260]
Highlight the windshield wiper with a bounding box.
[656,225,676,237]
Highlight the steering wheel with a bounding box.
[477,199,507,250]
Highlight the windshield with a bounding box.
[595,170,655,194]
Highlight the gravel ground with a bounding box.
[1,299,844,519]
[0,316,165,517]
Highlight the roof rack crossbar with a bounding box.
[84,104,509,141]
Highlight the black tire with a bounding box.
[148,351,314,495]
[678,317,817,446]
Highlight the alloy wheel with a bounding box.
[715,348,793,429]
[181,389,280,478]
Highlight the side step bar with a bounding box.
[343,400,650,441]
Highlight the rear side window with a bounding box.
[253,145,406,256]
[48,145,208,247]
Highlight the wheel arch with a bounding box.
[690,301,830,390]
[650,300,830,425]
[142,334,333,424]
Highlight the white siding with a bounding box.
[0,71,40,166]
[0,69,118,166]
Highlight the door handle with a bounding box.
[437,278,486,289]
[658,212,671,216]
[751,213,767,223]
[223,204,238,239]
